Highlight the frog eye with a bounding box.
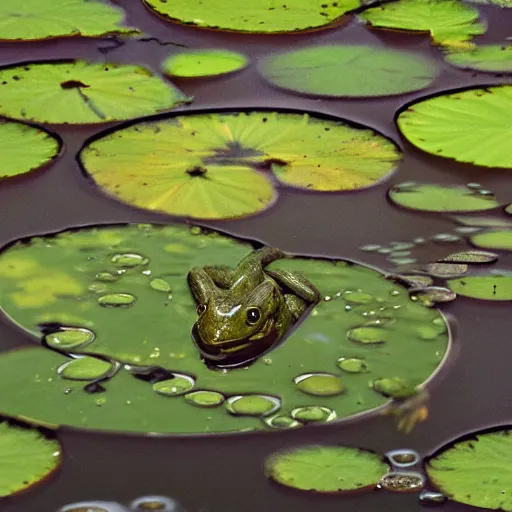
[246,307,261,325]
[196,304,207,315]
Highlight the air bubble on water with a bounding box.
[150,278,172,292]
[294,373,344,396]
[418,490,447,505]
[98,293,136,307]
[390,289,400,296]
[111,253,148,267]
[130,495,185,511]
[337,358,369,373]
[45,327,95,350]
[184,390,225,408]
[263,414,301,430]
[343,290,374,304]
[378,471,425,492]
[226,394,280,417]
[142,269,152,276]
[348,326,387,345]
[153,374,195,397]
[385,449,420,468]
[344,305,352,311]
[291,405,336,423]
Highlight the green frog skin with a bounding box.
[187,247,320,366]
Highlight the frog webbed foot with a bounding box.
[382,389,430,434]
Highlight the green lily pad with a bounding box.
[0,224,449,434]
[360,0,486,47]
[470,230,512,251]
[142,0,360,34]
[452,215,512,228]
[445,45,512,73]
[465,0,512,7]
[388,183,500,213]
[439,250,498,264]
[0,119,61,179]
[80,111,401,219]
[162,50,248,78]
[264,445,389,492]
[396,86,512,168]
[0,421,61,497]
[0,0,138,41]
[0,60,188,124]
[258,45,437,98]
[426,429,512,510]
[447,275,512,300]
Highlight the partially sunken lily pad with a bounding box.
[0,60,188,124]
[470,230,512,251]
[0,422,61,497]
[424,263,468,278]
[259,45,437,98]
[264,446,388,493]
[80,111,401,219]
[0,0,138,41]
[445,45,512,73]
[163,50,248,78]
[378,472,424,492]
[396,86,512,168]
[360,0,485,47]
[439,250,498,264]
[447,275,512,300]
[0,120,60,179]
[0,224,449,434]
[388,183,499,213]
[142,0,359,33]
[426,428,512,510]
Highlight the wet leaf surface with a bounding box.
[470,230,512,250]
[445,44,512,72]
[438,249,499,263]
[259,45,437,97]
[447,275,512,300]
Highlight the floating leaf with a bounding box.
[0,422,61,497]
[0,119,60,178]
[426,429,512,510]
[447,275,512,300]
[142,0,360,33]
[378,472,424,492]
[409,286,457,305]
[360,0,485,47]
[452,215,512,228]
[80,111,401,219]
[465,0,512,7]
[396,86,512,168]
[0,60,188,124]
[258,45,437,98]
[0,224,449,434]
[162,50,248,78]
[470,230,512,250]
[265,445,388,492]
[445,45,512,73]
[439,250,498,264]
[388,183,500,213]
[0,0,138,41]
[424,263,468,278]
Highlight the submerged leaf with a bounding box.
[0,422,61,497]
[426,429,512,510]
[447,275,512,300]
[396,85,512,168]
[264,446,388,492]
[470,230,512,250]
[0,60,188,124]
[0,120,60,178]
[438,250,498,264]
[259,45,437,97]
[445,45,512,73]
[163,50,249,78]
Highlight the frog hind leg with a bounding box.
[283,294,310,322]
[266,269,320,304]
[202,265,235,289]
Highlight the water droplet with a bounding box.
[439,250,498,264]
[477,189,494,196]
[432,233,461,243]
[58,357,114,381]
[337,358,369,373]
[226,395,280,417]
[190,226,202,235]
[130,495,185,512]
[97,293,136,307]
[94,272,119,282]
[96,397,107,407]
[424,263,467,278]
[184,390,224,407]
[45,327,95,350]
[294,373,344,396]
[359,244,382,252]
[150,278,172,292]
[409,287,456,306]
[343,291,374,304]
[371,377,416,398]
[263,414,301,429]
[291,405,336,423]
[379,471,425,492]
[385,449,420,468]
[111,253,148,267]
[153,374,195,396]
[418,490,447,505]
[348,326,387,344]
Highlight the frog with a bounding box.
[187,246,320,367]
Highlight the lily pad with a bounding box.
[439,250,498,264]
[264,445,388,492]
[388,183,500,213]
[360,0,486,47]
[426,428,512,510]
[452,215,512,228]
[470,230,512,251]
[0,421,61,497]
[0,0,138,41]
[445,45,512,73]
[447,275,512,300]
[142,0,360,34]
[0,60,188,124]
[0,119,61,178]
[0,224,450,434]
[396,85,512,168]
[162,50,248,78]
[80,110,401,219]
[258,45,437,98]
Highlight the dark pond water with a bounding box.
[0,1,511,511]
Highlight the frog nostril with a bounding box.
[197,304,207,315]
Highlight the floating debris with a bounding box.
[379,471,425,492]
[439,250,498,264]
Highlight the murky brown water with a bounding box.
[1,1,511,510]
